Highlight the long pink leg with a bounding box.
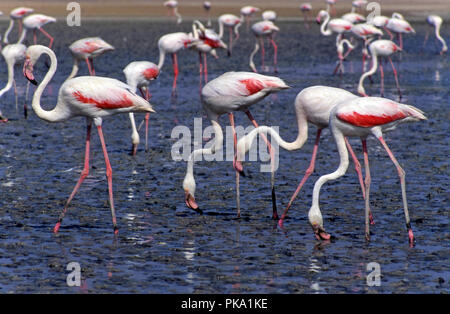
[228,113,241,217]
[139,87,151,152]
[377,136,414,246]
[97,125,119,234]
[379,58,384,97]
[54,121,92,233]
[259,37,265,71]
[171,53,179,96]
[18,20,23,38]
[39,27,54,49]
[270,37,278,73]
[33,29,37,44]
[244,110,278,219]
[198,52,203,90]
[362,139,372,241]
[203,52,208,83]
[86,58,95,76]
[279,129,322,225]
[388,56,402,100]
[228,26,233,56]
[345,138,374,225]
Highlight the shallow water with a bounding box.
[0,19,448,293]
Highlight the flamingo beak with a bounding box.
[312,223,331,241]
[23,58,38,85]
[185,191,202,214]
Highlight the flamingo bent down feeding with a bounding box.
[249,20,280,73]
[308,96,426,245]
[183,71,289,218]
[123,61,159,155]
[3,7,34,45]
[23,45,155,234]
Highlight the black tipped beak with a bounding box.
[29,79,38,86]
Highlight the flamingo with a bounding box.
[218,14,242,56]
[424,15,447,55]
[316,10,353,73]
[300,3,313,29]
[368,15,392,39]
[240,6,260,31]
[249,20,279,73]
[183,71,289,218]
[307,96,426,245]
[358,39,402,99]
[386,14,415,49]
[22,45,155,234]
[350,23,383,72]
[67,37,115,80]
[203,1,212,27]
[333,38,355,76]
[164,0,182,24]
[341,12,365,25]
[0,43,26,120]
[3,7,34,45]
[262,10,277,22]
[157,31,194,96]
[190,20,227,88]
[235,86,377,226]
[123,61,159,155]
[18,14,56,48]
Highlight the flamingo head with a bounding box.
[316,10,328,24]
[23,56,37,85]
[183,174,202,214]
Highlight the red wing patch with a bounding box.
[203,38,222,48]
[338,111,407,127]
[239,79,265,95]
[73,91,134,109]
[143,68,159,80]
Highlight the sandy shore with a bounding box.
[0,0,449,21]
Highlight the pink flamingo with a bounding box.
[157,32,194,97]
[386,14,415,49]
[190,20,227,87]
[424,15,447,55]
[300,3,313,29]
[23,45,155,234]
[240,6,260,31]
[235,86,376,227]
[164,0,182,24]
[3,7,34,45]
[351,0,367,14]
[308,96,426,245]
[18,14,56,48]
[123,61,159,155]
[218,14,242,56]
[358,39,402,99]
[249,20,279,73]
[67,37,115,79]
[262,10,277,22]
[350,23,383,72]
[368,15,393,39]
[183,71,289,217]
[0,43,26,120]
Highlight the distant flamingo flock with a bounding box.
[1,1,445,246]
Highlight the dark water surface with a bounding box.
[0,19,448,293]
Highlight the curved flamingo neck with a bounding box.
[183,113,222,197]
[17,27,27,44]
[0,60,15,97]
[3,19,14,44]
[434,22,448,52]
[358,48,378,94]
[31,46,71,122]
[320,12,333,36]
[236,99,309,161]
[309,123,349,225]
[157,48,166,69]
[65,58,79,82]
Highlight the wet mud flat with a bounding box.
[0,19,448,293]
